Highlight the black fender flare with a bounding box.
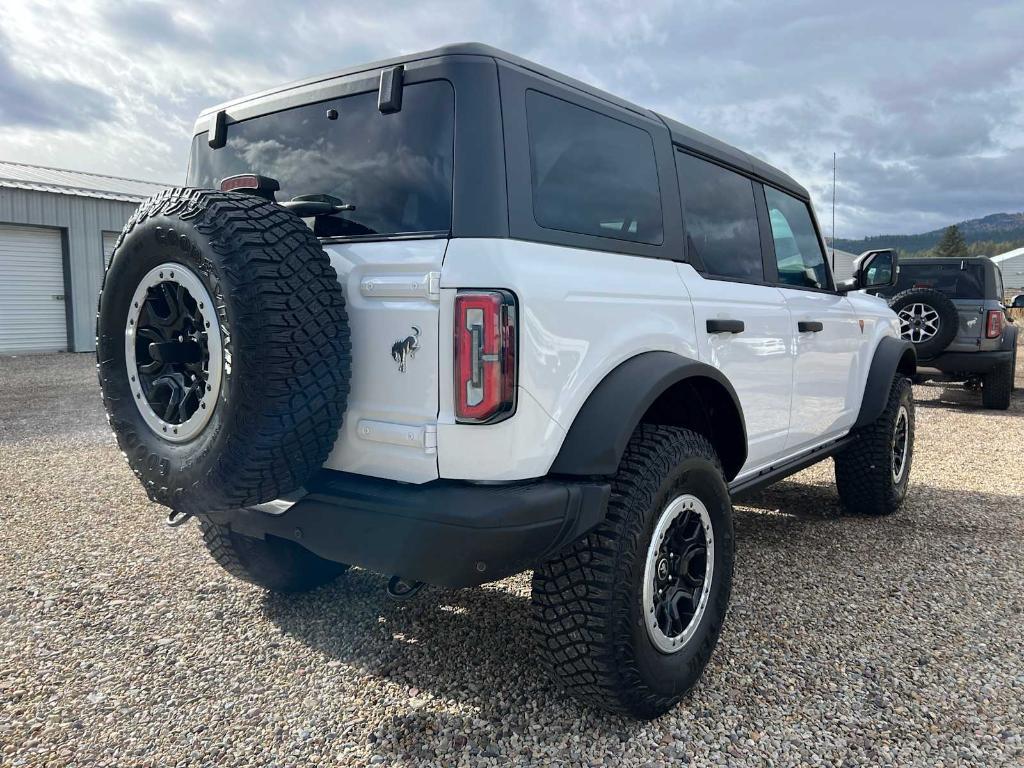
[853,336,916,429]
[1000,322,1018,352]
[549,351,747,478]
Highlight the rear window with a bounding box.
[885,261,986,299]
[677,151,763,282]
[188,80,455,239]
[526,90,663,245]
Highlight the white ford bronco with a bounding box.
[97,44,917,719]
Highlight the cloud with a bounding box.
[0,0,1022,237]
[0,39,112,129]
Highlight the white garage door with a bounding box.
[0,225,67,354]
[103,231,119,269]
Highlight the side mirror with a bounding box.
[838,248,898,293]
[1011,294,1024,309]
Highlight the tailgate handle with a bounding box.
[706,319,744,334]
[798,321,824,333]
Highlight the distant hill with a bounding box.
[833,212,1024,256]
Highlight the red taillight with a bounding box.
[219,174,280,201]
[986,309,1003,339]
[220,174,259,192]
[454,290,517,424]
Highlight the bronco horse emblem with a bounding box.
[391,326,421,372]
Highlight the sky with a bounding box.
[1,0,1022,239]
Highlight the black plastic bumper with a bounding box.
[920,349,1011,375]
[204,470,610,588]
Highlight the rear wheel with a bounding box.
[835,376,914,516]
[200,520,347,593]
[981,360,1013,410]
[531,425,734,720]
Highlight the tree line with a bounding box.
[899,226,1024,259]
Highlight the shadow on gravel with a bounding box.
[737,479,844,520]
[261,570,645,749]
[912,380,1022,415]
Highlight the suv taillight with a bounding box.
[986,310,1004,339]
[454,290,517,424]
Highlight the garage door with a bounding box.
[103,231,119,269]
[0,225,67,354]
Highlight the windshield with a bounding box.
[188,80,455,239]
[879,261,987,299]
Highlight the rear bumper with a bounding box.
[203,470,609,588]
[920,349,1011,375]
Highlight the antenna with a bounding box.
[831,152,836,270]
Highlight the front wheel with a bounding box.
[531,425,734,720]
[835,376,915,516]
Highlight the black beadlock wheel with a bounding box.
[531,425,734,720]
[835,376,915,516]
[96,187,351,514]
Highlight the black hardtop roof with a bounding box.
[196,42,809,200]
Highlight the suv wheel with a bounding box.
[200,521,347,593]
[531,425,734,719]
[835,376,915,515]
[888,288,958,359]
[97,188,351,515]
[981,360,1013,410]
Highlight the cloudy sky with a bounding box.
[1,0,1022,238]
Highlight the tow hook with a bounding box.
[165,509,193,528]
[386,575,425,601]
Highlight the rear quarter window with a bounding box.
[676,151,763,282]
[526,90,663,245]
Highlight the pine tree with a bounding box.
[934,225,968,258]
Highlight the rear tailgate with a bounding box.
[321,240,444,483]
[950,298,986,351]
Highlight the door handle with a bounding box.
[798,321,824,333]
[706,319,745,334]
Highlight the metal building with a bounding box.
[992,246,1024,291]
[0,161,167,354]
[830,247,859,283]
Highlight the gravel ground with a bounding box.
[1,351,1022,767]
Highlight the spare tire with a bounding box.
[888,287,958,360]
[97,187,351,514]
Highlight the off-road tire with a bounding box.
[835,376,914,516]
[981,360,1013,410]
[531,425,734,720]
[97,187,350,514]
[888,288,958,360]
[200,520,347,593]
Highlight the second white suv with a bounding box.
[96,44,916,719]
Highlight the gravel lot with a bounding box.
[2,352,1022,767]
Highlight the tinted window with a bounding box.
[764,186,830,290]
[883,261,987,299]
[677,152,762,281]
[526,90,663,245]
[188,80,455,238]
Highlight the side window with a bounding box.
[677,151,763,281]
[526,90,663,245]
[764,186,831,290]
